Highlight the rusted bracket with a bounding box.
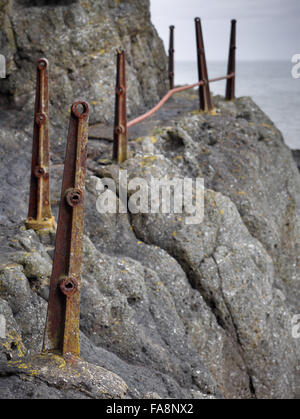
[113,50,128,164]
[195,18,213,112]
[226,19,237,101]
[168,25,175,90]
[43,101,89,359]
[26,58,56,233]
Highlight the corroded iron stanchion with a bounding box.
[226,19,237,101]
[168,25,175,90]
[43,101,89,359]
[113,50,127,164]
[26,58,56,233]
[195,18,213,112]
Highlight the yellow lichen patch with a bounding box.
[16,362,28,369]
[261,123,274,131]
[219,210,225,215]
[99,49,105,55]
[52,355,67,370]
[172,231,177,237]
[225,133,234,141]
[28,368,39,376]
[3,332,26,358]
[139,155,157,168]
[237,190,246,196]
[150,136,157,144]
[91,101,97,105]
[7,359,38,377]
[135,137,142,143]
[2,263,20,271]
[137,241,143,245]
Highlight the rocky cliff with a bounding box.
[0,0,167,129]
[0,0,299,400]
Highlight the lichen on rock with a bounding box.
[0,0,300,401]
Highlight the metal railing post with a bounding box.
[26,58,56,233]
[168,25,175,90]
[113,50,128,164]
[43,101,89,359]
[195,17,213,112]
[226,19,237,101]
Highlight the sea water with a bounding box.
[175,61,300,150]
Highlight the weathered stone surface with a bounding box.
[1,91,299,399]
[118,156,299,399]
[139,95,300,314]
[0,228,219,399]
[5,353,128,399]
[0,0,168,131]
[0,0,299,401]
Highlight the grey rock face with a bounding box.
[0,228,219,399]
[0,0,299,401]
[1,92,299,399]
[109,155,298,399]
[144,96,300,314]
[0,0,168,130]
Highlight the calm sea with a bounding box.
[175,61,300,150]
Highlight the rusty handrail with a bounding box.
[113,19,237,163]
[127,73,234,129]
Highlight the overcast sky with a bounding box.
[150,0,300,61]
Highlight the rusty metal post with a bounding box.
[26,58,56,233]
[195,18,213,112]
[113,50,128,164]
[43,101,89,359]
[168,25,175,90]
[226,19,237,101]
